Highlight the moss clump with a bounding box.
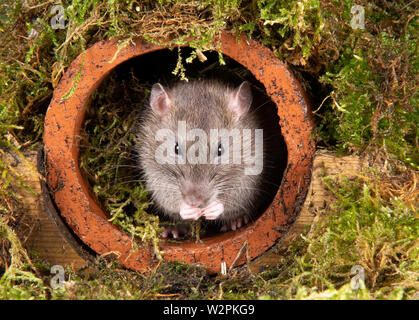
[248,0,326,67]
[316,1,418,169]
[0,215,47,299]
[250,169,418,300]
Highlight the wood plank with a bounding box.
[17,151,89,270]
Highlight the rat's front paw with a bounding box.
[179,201,203,220]
[202,201,224,220]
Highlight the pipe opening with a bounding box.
[79,48,287,241]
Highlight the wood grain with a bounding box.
[17,151,89,270]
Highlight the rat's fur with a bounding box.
[136,80,272,229]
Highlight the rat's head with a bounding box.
[137,80,263,220]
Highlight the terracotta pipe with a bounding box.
[43,32,315,273]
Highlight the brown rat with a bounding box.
[136,79,282,238]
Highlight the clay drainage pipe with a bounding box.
[43,32,315,274]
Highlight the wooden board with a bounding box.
[17,151,90,270]
[18,149,363,272]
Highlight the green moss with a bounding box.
[250,170,418,300]
[317,1,418,168]
[0,216,47,300]
[257,0,324,58]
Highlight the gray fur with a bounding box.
[136,80,266,225]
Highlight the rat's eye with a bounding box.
[175,142,180,155]
[217,143,223,157]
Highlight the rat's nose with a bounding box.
[180,180,211,208]
[184,194,204,208]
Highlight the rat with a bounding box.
[136,79,283,238]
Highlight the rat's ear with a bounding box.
[150,83,172,117]
[228,81,252,119]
